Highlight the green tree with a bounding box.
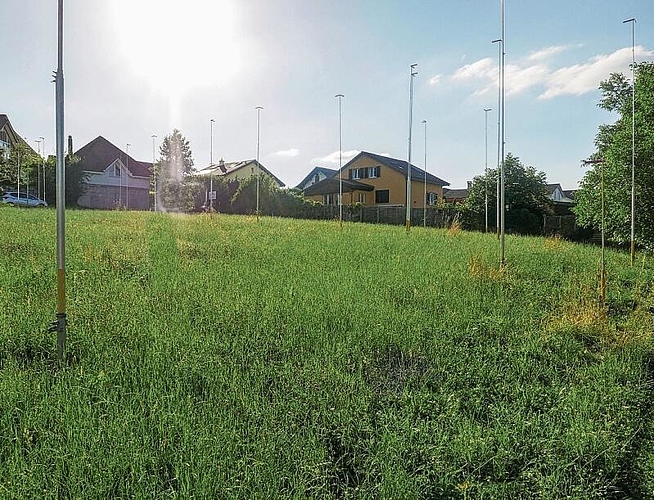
[574,62,654,249]
[231,174,279,215]
[0,142,39,192]
[157,129,196,210]
[462,153,552,234]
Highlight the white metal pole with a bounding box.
[17,149,20,200]
[335,94,344,227]
[41,137,46,203]
[255,106,263,221]
[422,119,427,228]
[484,108,492,232]
[210,119,214,211]
[406,63,417,232]
[492,38,501,238]
[499,0,506,267]
[152,134,157,211]
[54,0,66,361]
[126,143,130,209]
[624,18,636,265]
[35,140,42,199]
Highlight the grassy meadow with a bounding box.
[1,206,653,498]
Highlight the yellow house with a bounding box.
[303,151,449,208]
[197,159,285,187]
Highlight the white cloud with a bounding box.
[272,148,300,158]
[311,149,360,165]
[428,74,442,86]
[527,45,569,61]
[539,46,654,100]
[451,45,654,101]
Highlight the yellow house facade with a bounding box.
[302,151,449,209]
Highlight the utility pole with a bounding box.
[624,17,636,265]
[405,63,418,232]
[152,134,157,211]
[499,0,506,267]
[484,108,492,233]
[422,119,427,228]
[210,119,215,212]
[336,94,344,228]
[255,106,263,221]
[51,0,66,361]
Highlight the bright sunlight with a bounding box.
[112,0,241,96]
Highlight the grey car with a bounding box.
[1,191,48,207]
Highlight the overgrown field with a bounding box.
[1,207,654,498]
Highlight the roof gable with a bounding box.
[0,114,38,155]
[74,136,152,177]
[197,159,285,187]
[294,166,338,189]
[343,151,450,186]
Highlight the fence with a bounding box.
[290,204,460,229]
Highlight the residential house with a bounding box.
[545,183,576,204]
[302,151,449,208]
[0,114,37,157]
[442,182,471,204]
[74,136,152,210]
[197,158,285,187]
[294,166,337,190]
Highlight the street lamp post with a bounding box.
[492,38,502,238]
[335,94,344,227]
[152,134,157,211]
[210,119,215,212]
[422,119,427,228]
[626,17,637,265]
[255,106,263,221]
[52,0,66,361]
[40,137,46,202]
[484,108,492,233]
[499,0,506,267]
[126,143,131,209]
[406,63,418,232]
[35,139,42,199]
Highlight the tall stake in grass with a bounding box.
[54,0,67,361]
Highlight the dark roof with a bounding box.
[544,183,562,195]
[294,166,338,189]
[442,188,469,200]
[197,159,285,187]
[0,114,8,130]
[74,136,152,177]
[344,151,450,186]
[303,177,374,196]
[562,189,576,200]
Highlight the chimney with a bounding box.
[467,180,472,190]
[219,158,226,173]
[67,135,73,156]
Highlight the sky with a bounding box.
[2,0,654,190]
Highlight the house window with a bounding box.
[369,166,380,178]
[113,164,121,177]
[323,194,340,205]
[375,189,390,204]
[313,173,320,184]
[350,168,360,180]
[427,192,437,205]
[357,192,366,204]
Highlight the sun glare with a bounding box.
[113,0,241,96]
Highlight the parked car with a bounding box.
[1,191,48,207]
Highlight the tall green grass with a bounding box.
[1,207,653,498]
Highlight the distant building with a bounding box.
[294,166,337,191]
[0,114,37,157]
[302,151,449,208]
[545,183,576,204]
[74,136,152,210]
[197,158,285,188]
